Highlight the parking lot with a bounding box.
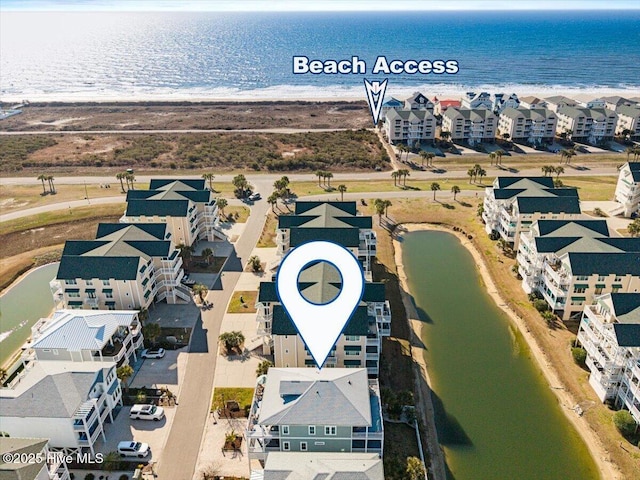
[131,347,188,393]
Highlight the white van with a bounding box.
[129,404,165,421]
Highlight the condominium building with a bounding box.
[601,95,636,111]
[614,162,640,218]
[403,91,434,111]
[28,310,144,367]
[0,361,121,456]
[517,219,640,299]
[246,368,384,462]
[0,437,70,480]
[461,91,492,110]
[120,179,222,246]
[275,202,376,278]
[545,95,579,113]
[536,252,640,320]
[51,223,190,311]
[482,177,581,247]
[498,107,557,145]
[556,107,617,144]
[256,271,390,376]
[582,98,607,109]
[380,97,404,117]
[614,105,640,139]
[260,452,384,480]
[383,109,436,146]
[576,293,640,424]
[441,107,497,146]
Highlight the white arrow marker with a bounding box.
[276,241,364,369]
[364,78,388,126]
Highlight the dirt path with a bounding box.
[394,223,622,480]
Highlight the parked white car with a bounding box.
[117,441,150,458]
[130,404,165,421]
[141,347,165,359]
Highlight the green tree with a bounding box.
[406,456,426,480]
[391,170,400,186]
[488,151,496,166]
[571,347,587,366]
[628,218,640,237]
[47,175,56,194]
[249,255,262,272]
[115,172,127,192]
[451,185,461,201]
[477,167,487,184]
[256,360,273,377]
[177,243,195,268]
[219,331,245,354]
[373,198,386,225]
[383,199,392,217]
[193,283,209,303]
[419,150,429,167]
[337,184,347,201]
[555,165,565,178]
[142,322,162,345]
[215,197,228,218]
[267,192,279,212]
[399,168,410,187]
[495,149,504,165]
[613,410,637,437]
[201,247,214,265]
[467,167,475,184]
[125,173,135,190]
[37,174,48,194]
[102,451,121,472]
[430,182,441,201]
[426,151,436,167]
[315,170,324,187]
[202,172,215,191]
[232,174,250,198]
[116,365,134,388]
[325,172,334,189]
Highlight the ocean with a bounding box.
[1,10,639,101]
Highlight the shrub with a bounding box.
[84,474,95,480]
[613,410,637,437]
[533,299,550,312]
[571,347,587,366]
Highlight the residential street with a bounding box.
[156,186,270,480]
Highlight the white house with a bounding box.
[245,368,384,463]
[403,92,434,112]
[576,293,640,425]
[493,93,519,113]
[545,95,579,113]
[461,91,492,110]
[0,361,121,457]
[614,162,640,218]
[519,96,548,110]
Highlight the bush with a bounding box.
[571,347,587,366]
[84,474,95,480]
[613,410,637,437]
[533,299,550,312]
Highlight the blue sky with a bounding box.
[2,1,638,11]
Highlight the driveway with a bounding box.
[130,348,187,395]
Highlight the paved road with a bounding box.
[156,180,271,480]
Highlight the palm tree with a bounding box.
[115,172,126,192]
[555,166,564,179]
[477,167,487,184]
[467,168,475,184]
[248,255,262,272]
[473,164,482,182]
[315,170,324,187]
[565,148,576,165]
[391,170,400,186]
[125,173,135,190]
[495,150,504,165]
[419,151,429,167]
[325,172,333,189]
[383,199,392,217]
[202,172,215,191]
[142,322,162,346]
[400,169,410,187]
[541,165,551,177]
[427,152,436,167]
[202,247,214,265]
[628,219,640,237]
[396,144,406,161]
[192,283,209,303]
[451,185,461,201]
[267,192,278,212]
[440,130,451,143]
[215,197,228,218]
[116,365,134,389]
[47,175,56,194]
[37,174,48,194]
[232,174,250,198]
[177,243,195,268]
[219,331,245,354]
[430,182,441,201]
[337,184,347,201]
[488,152,496,166]
[373,198,386,225]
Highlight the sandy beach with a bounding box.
[393,223,623,480]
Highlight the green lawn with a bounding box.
[221,205,250,223]
[211,387,255,413]
[227,291,258,313]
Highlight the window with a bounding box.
[300,442,307,452]
[102,280,110,286]
[86,280,93,286]
[325,426,337,436]
[574,287,586,294]
[65,279,77,285]
[282,425,289,435]
[283,441,290,451]
[308,426,315,435]
[597,276,606,282]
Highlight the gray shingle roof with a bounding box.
[257,368,372,427]
[0,437,49,480]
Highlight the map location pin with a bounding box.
[276,241,365,369]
